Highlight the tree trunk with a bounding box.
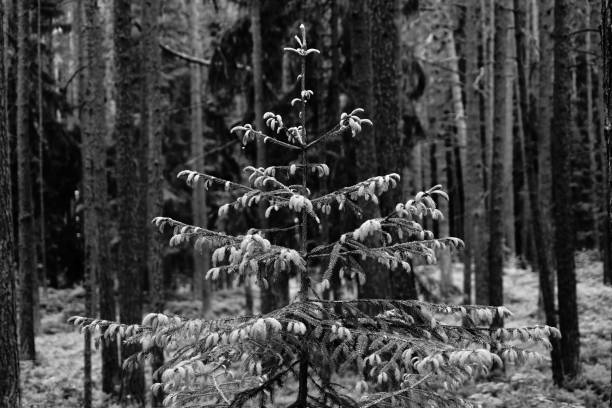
[371,0,416,299]
[114,0,144,402]
[464,2,487,305]
[603,0,612,286]
[586,2,601,253]
[352,0,390,302]
[489,0,512,314]
[17,0,37,361]
[141,0,165,403]
[190,0,211,314]
[36,0,46,298]
[0,1,21,403]
[513,0,563,385]
[437,136,452,294]
[553,0,581,382]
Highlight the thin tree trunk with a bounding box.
[114,0,145,402]
[553,0,581,382]
[437,136,452,294]
[601,0,612,285]
[17,0,37,361]
[0,0,21,403]
[142,0,165,401]
[464,2,486,305]
[190,0,211,314]
[36,0,46,298]
[514,0,563,385]
[489,0,511,317]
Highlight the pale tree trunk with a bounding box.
[503,9,515,257]
[464,2,487,305]
[0,1,21,403]
[189,0,211,314]
[442,28,464,295]
[489,0,512,318]
[514,0,563,384]
[483,0,494,185]
[114,0,145,401]
[552,0,581,383]
[436,136,452,294]
[17,0,37,361]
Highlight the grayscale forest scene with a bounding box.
[1,0,612,407]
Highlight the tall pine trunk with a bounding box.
[0,1,21,403]
[352,0,389,301]
[464,2,487,305]
[489,0,512,315]
[189,0,211,314]
[371,0,416,299]
[17,0,37,361]
[552,0,581,382]
[601,0,612,286]
[142,0,165,397]
[114,0,144,401]
[514,0,563,385]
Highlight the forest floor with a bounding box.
[21,254,612,407]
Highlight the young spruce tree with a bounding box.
[71,25,560,407]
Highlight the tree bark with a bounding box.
[553,0,581,382]
[0,1,21,403]
[17,0,37,361]
[371,0,416,299]
[464,2,487,305]
[114,0,144,401]
[190,0,211,314]
[489,0,512,313]
[352,0,390,302]
[142,0,165,399]
[513,0,563,385]
[601,0,612,286]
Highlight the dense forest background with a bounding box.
[1,0,612,407]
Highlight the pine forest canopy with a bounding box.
[70,25,560,408]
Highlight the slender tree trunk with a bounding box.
[514,0,563,385]
[553,0,581,382]
[190,0,211,314]
[464,2,486,305]
[17,0,37,361]
[36,0,46,298]
[603,0,612,286]
[503,12,515,257]
[0,1,21,403]
[585,3,601,253]
[82,0,101,403]
[437,136,452,293]
[489,0,511,315]
[142,0,165,400]
[114,0,144,402]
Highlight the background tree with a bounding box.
[0,0,21,404]
[552,0,581,383]
[113,0,145,401]
[603,0,612,287]
[17,0,37,361]
[489,0,512,317]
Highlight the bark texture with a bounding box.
[190,0,211,314]
[489,0,511,311]
[0,1,21,404]
[17,0,37,361]
[552,0,581,382]
[514,0,563,385]
[114,0,145,401]
[603,0,612,286]
[464,3,487,305]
